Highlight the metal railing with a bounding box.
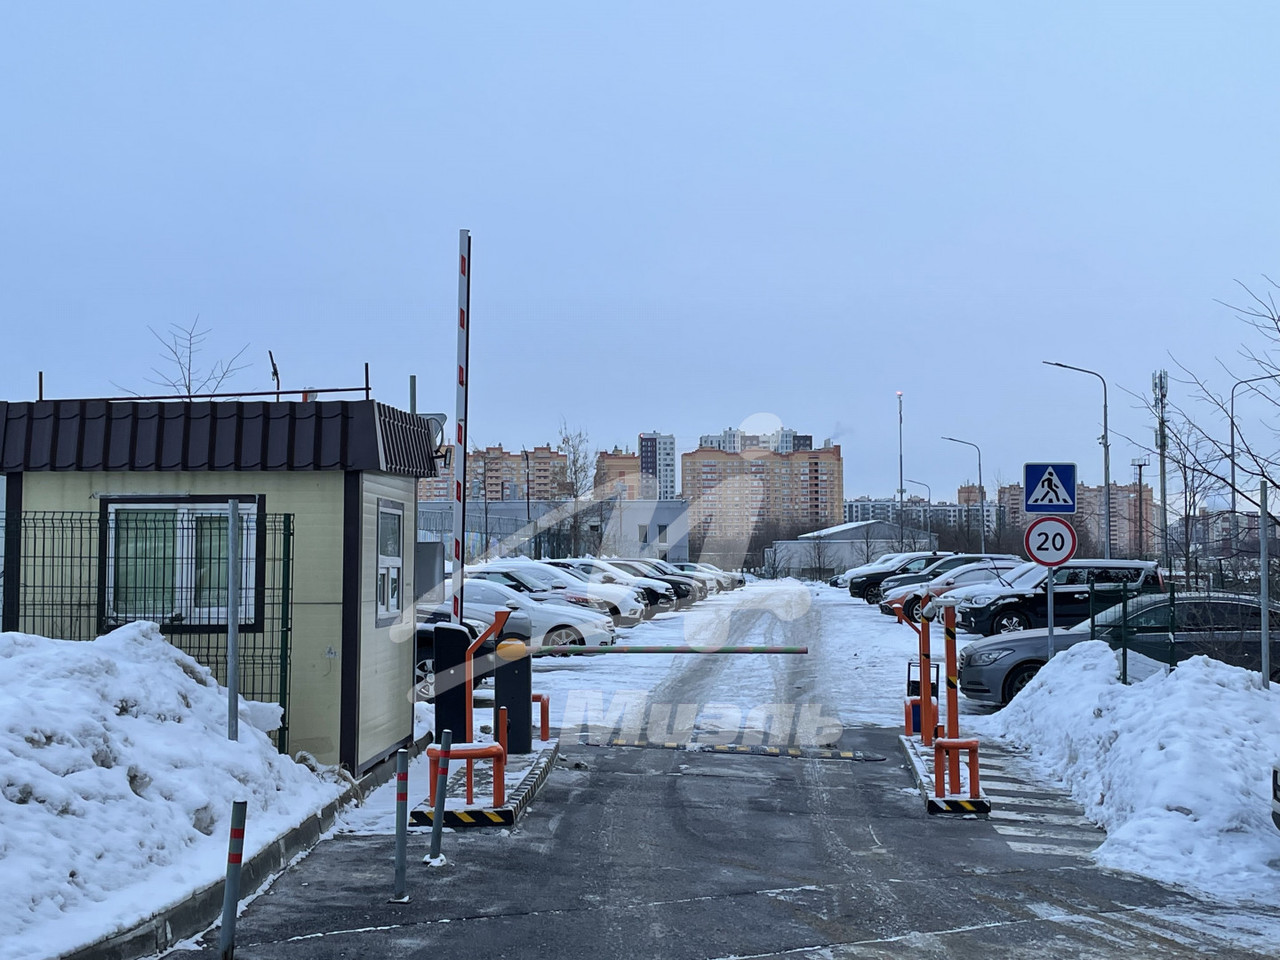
[1,510,295,750]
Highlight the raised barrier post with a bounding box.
[934,738,981,799]
[218,800,247,960]
[391,749,409,902]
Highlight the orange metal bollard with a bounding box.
[943,605,961,790]
[933,738,980,799]
[427,742,507,808]
[918,615,934,747]
[531,693,550,741]
[498,706,508,756]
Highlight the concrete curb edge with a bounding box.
[60,731,433,960]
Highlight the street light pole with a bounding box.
[896,391,906,552]
[942,437,985,552]
[1044,361,1111,559]
[905,479,931,544]
[1230,375,1273,554]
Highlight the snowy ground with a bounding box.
[7,580,1280,960]
[1,623,348,960]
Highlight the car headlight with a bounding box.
[969,596,995,607]
[967,648,1013,666]
[634,590,647,602]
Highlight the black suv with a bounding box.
[957,559,1165,635]
[847,552,951,603]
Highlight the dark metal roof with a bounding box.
[0,400,439,477]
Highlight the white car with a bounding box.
[473,559,648,626]
[548,558,678,616]
[439,578,617,649]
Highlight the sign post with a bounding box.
[1024,463,1078,663]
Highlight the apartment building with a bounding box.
[417,443,569,502]
[682,443,843,541]
[595,448,644,500]
[638,431,677,500]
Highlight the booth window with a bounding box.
[377,500,404,623]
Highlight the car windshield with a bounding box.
[1008,565,1047,589]
[996,562,1038,586]
[505,564,563,588]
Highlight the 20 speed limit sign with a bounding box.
[1024,515,1077,567]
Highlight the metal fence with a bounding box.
[1085,582,1277,684]
[1,510,295,750]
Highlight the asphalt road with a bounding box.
[166,591,1278,959]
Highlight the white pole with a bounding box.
[226,498,240,741]
[451,231,471,624]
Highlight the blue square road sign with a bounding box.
[1024,463,1077,514]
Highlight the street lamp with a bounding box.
[1044,361,1111,559]
[1230,374,1273,552]
[942,436,985,552]
[897,391,905,551]
[905,478,931,542]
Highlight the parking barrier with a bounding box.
[527,644,808,656]
[531,693,550,741]
[427,741,507,808]
[933,738,980,799]
[497,706,508,755]
[917,614,935,746]
[465,610,511,744]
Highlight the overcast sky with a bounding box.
[3,3,1278,504]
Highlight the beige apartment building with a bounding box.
[681,443,844,541]
[595,448,644,500]
[418,444,569,502]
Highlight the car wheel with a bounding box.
[1002,662,1044,704]
[543,625,583,651]
[861,583,882,603]
[902,596,921,622]
[991,610,1031,634]
[414,658,436,703]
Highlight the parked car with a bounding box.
[467,563,618,621]
[606,558,702,604]
[617,557,712,600]
[696,562,745,588]
[879,558,1026,622]
[477,559,648,626]
[847,552,953,603]
[956,559,1166,636]
[829,553,910,588]
[645,558,723,593]
[414,610,532,702]
[426,578,617,649]
[547,558,678,616]
[959,591,1280,705]
[671,561,734,591]
[877,554,1022,619]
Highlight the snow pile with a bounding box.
[974,641,1280,905]
[0,623,348,960]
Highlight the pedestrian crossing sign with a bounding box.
[1024,463,1077,514]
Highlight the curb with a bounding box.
[897,735,991,817]
[409,739,559,829]
[61,731,432,960]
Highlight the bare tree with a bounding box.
[117,316,251,397]
[557,420,594,555]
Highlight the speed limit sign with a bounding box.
[1024,516,1077,567]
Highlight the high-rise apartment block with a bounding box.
[682,442,843,541]
[418,444,569,502]
[996,482,1155,557]
[638,431,677,500]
